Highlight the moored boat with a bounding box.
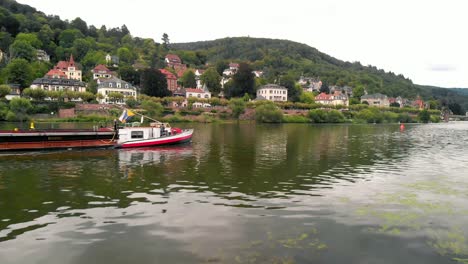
[0,110,193,151]
[116,122,193,148]
[0,127,117,151]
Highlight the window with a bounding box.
[109,83,113,88]
[131,131,144,139]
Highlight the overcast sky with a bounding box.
[17,0,468,88]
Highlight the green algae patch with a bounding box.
[228,228,327,263]
[403,180,461,196]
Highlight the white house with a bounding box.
[97,77,137,104]
[31,77,87,93]
[256,84,288,102]
[185,87,211,99]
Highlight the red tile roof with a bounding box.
[185,88,204,93]
[160,69,177,80]
[93,64,112,73]
[54,55,78,70]
[315,92,332,100]
[165,54,182,64]
[46,69,67,79]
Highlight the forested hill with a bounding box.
[0,0,467,112]
[172,37,423,98]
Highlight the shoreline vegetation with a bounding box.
[0,95,441,127]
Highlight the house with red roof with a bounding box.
[315,91,349,106]
[92,64,115,80]
[165,54,182,67]
[412,96,426,110]
[45,69,68,79]
[160,69,178,92]
[53,54,82,81]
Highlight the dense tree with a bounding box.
[180,70,197,88]
[215,60,229,76]
[448,102,463,115]
[280,74,301,102]
[141,100,164,118]
[320,82,330,94]
[59,29,84,48]
[9,97,32,126]
[9,40,35,61]
[118,65,140,86]
[299,92,315,104]
[0,84,11,98]
[140,69,170,97]
[229,98,246,119]
[22,87,46,100]
[72,38,92,61]
[255,101,283,123]
[228,63,255,98]
[161,33,169,49]
[418,109,430,123]
[14,33,41,48]
[70,17,88,35]
[0,32,13,51]
[5,58,33,89]
[200,68,222,95]
[117,47,134,65]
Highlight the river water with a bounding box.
[0,122,467,264]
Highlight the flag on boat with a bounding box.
[118,109,135,123]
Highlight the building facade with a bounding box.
[53,55,82,81]
[31,78,87,93]
[160,69,178,92]
[97,77,137,104]
[185,88,211,99]
[257,84,288,102]
[361,93,390,107]
[92,64,115,80]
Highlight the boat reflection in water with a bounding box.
[117,145,193,179]
[119,145,193,166]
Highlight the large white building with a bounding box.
[256,84,288,102]
[97,77,137,104]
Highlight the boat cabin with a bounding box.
[117,123,171,144]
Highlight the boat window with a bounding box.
[131,131,144,139]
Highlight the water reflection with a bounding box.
[0,123,467,263]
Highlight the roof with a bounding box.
[165,54,182,64]
[46,69,67,79]
[32,78,86,86]
[92,64,112,74]
[258,84,288,90]
[315,92,332,100]
[54,55,79,70]
[185,88,206,93]
[97,77,135,90]
[361,93,388,99]
[229,63,239,68]
[160,69,177,79]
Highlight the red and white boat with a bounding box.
[116,122,193,149]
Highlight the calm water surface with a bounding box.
[0,122,467,264]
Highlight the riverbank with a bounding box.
[1,98,441,125]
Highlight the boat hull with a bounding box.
[118,129,193,149]
[0,129,117,151]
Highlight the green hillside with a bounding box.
[0,0,467,113]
